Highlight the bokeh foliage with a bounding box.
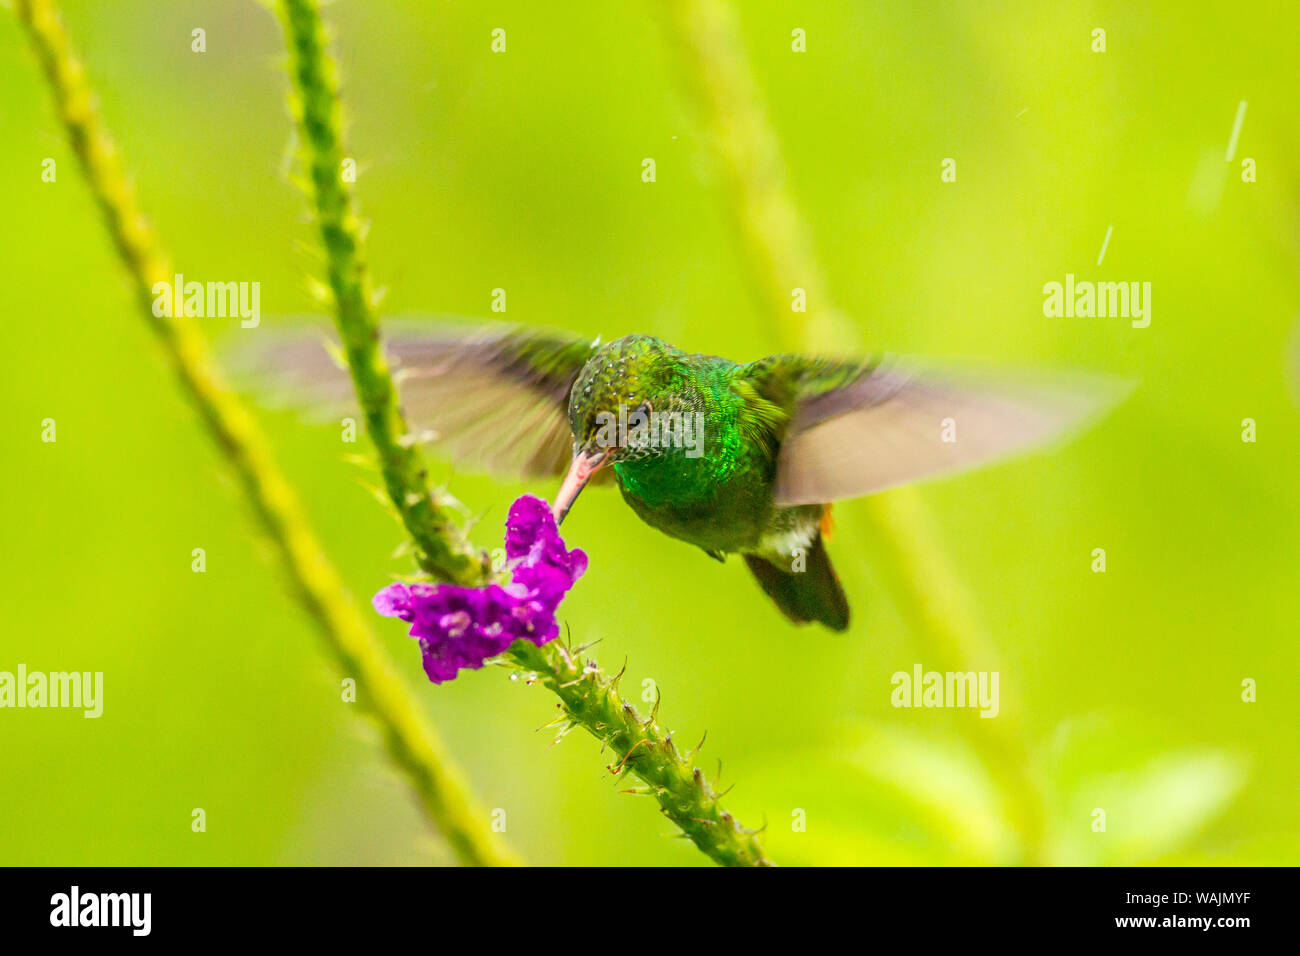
[0,0,1295,864]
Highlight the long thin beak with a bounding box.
[553,449,608,524]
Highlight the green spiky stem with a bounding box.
[661,0,1048,864]
[276,0,488,587]
[14,0,515,868]
[508,640,773,866]
[276,0,772,867]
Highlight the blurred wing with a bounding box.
[245,320,600,481]
[772,356,1130,507]
[389,325,602,479]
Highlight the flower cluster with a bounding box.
[373,495,587,683]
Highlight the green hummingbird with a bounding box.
[262,324,1122,631]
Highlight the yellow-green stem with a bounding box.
[14,0,515,868]
[276,0,772,866]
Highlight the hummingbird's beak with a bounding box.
[553,448,608,525]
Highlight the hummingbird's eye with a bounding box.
[627,401,652,433]
[626,401,653,449]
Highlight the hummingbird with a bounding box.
[260,324,1122,631]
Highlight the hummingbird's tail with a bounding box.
[743,533,850,632]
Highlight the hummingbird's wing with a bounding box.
[245,321,601,481]
[748,355,1130,507]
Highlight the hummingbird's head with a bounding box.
[553,334,685,523]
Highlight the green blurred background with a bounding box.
[1,0,1296,865]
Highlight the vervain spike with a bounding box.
[556,637,576,670]
[608,738,653,776]
[608,657,628,692]
[535,712,569,732]
[551,722,576,745]
[688,730,707,761]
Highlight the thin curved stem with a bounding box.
[14,0,515,868]
[275,0,487,588]
[276,0,772,866]
[509,640,772,866]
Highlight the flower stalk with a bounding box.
[509,639,772,867]
[275,0,487,588]
[14,0,515,868]
[276,0,772,866]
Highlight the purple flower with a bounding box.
[373,495,587,683]
[505,495,588,611]
[503,494,553,562]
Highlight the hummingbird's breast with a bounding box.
[606,356,824,556]
[611,391,778,553]
[614,458,770,552]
